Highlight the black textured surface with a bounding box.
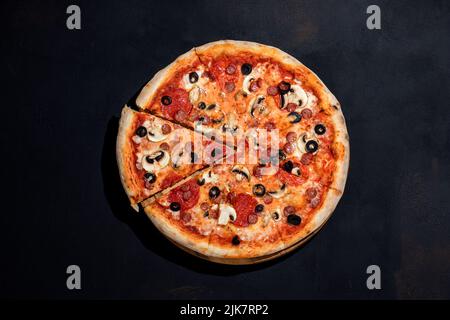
[1,0,449,299]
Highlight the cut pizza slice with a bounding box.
[198,164,286,260]
[116,106,234,210]
[142,163,287,260]
[135,48,240,146]
[248,120,348,249]
[141,169,213,255]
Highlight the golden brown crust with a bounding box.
[207,222,286,259]
[144,203,211,255]
[116,106,141,211]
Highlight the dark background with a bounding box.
[1,0,449,299]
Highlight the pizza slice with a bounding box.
[116,106,234,210]
[141,162,287,260]
[135,48,240,146]
[246,116,348,249]
[141,168,215,255]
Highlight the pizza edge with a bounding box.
[116,106,142,211]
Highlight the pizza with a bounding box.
[117,40,349,263]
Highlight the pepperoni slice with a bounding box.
[160,173,183,189]
[168,179,200,212]
[247,214,258,224]
[267,86,278,96]
[301,108,313,119]
[160,88,192,120]
[231,193,258,227]
[286,103,297,112]
[305,187,317,200]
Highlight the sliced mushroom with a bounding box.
[142,150,170,171]
[291,167,301,177]
[232,165,250,181]
[268,183,287,199]
[250,95,266,118]
[243,75,255,95]
[222,113,240,135]
[147,122,169,142]
[218,204,237,225]
[281,84,308,109]
[171,150,186,169]
[201,170,219,184]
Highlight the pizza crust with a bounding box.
[144,205,211,255]
[116,106,141,211]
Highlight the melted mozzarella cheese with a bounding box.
[201,171,219,184]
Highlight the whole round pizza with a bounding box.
[116,40,349,264]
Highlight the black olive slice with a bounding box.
[170,202,181,212]
[207,103,216,110]
[255,204,264,213]
[197,178,206,186]
[282,160,294,173]
[136,126,147,137]
[231,235,240,245]
[241,63,252,75]
[306,140,319,153]
[253,184,266,197]
[198,102,206,110]
[144,172,156,183]
[161,96,172,105]
[287,214,302,226]
[209,186,220,199]
[314,124,326,135]
[189,72,199,83]
[288,112,302,124]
